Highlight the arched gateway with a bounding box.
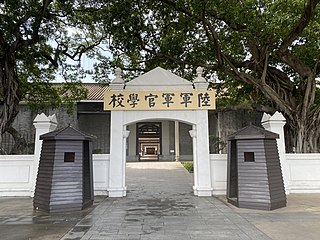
[104,67,216,197]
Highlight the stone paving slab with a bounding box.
[62,162,270,240]
[1,162,320,239]
[218,193,320,240]
[0,196,104,240]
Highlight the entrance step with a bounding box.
[139,155,159,161]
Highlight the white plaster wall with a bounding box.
[2,153,320,197]
[210,154,227,195]
[286,154,320,193]
[0,155,34,196]
[123,110,198,125]
[92,154,110,195]
[209,153,320,195]
[0,154,110,197]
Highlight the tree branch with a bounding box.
[13,0,53,50]
[202,18,223,67]
[7,126,27,154]
[277,0,320,77]
[220,51,295,121]
[160,0,192,16]
[132,31,218,70]
[260,49,269,84]
[279,0,320,52]
[216,103,275,114]
[61,36,105,61]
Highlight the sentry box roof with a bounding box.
[40,125,96,141]
[227,124,279,141]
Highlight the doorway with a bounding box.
[108,110,212,197]
[136,122,161,161]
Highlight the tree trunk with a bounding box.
[0,48,20,135]
[290,111,320,153]
[295,123,308,153]
[0,135,8,154]
[7,126,27,155]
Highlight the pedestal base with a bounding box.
[193,186,213,196]
[108,187,127,197]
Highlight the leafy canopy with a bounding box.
[97,0,320,107]
[0,0,108,114]
[92,0,320,152]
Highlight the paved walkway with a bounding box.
[62,162,270,240]
[1,162,320,240]
[0,196,98,240]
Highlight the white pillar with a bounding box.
[191,67,212,196]
[32,113,57,196]
[192,110,213,196]
[162,121,170,160]
[189,126,198,193]
[127,124,136,161]
[108,68,127,197]
[108,111,127,197]
[261,111,290,194]
[174,121,180,161]
[122,128,130,195]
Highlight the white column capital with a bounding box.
[110,67,125,90]
[193,67,209,90]
[123,130,130,138]
[261,111,286,127]
[189,129,197,138]
[33,113,58,130]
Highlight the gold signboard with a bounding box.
[104,90,215,110]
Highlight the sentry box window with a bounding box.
[64,152,75,162]
[244,152,255,162]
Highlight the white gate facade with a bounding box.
[106,67,214,197]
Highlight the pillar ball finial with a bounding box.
[196,67,203,77]
[115,67,122,77]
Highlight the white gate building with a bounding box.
[106,67,216,197]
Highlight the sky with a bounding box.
[54,54,114,83]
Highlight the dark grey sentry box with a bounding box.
[34,126,95,213]
[227,125,286,210]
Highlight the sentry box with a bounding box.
[34,126,95,213]
[227,125,286,210]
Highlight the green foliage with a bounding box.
[99,0,320,89]
[25,82,88,113]
[209,136,227,153]
[95,0,320,152]
[0,0,105,133]
[182,162,193,173]
[2,0,320,152]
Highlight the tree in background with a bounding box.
[2,0,320,153]
[97,0,320,152]
[0,0,106,153]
